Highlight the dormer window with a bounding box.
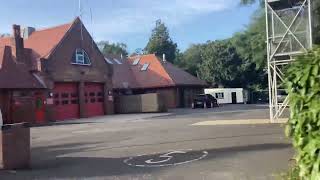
[72,48,91,65]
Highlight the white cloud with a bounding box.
[84,0,235,41]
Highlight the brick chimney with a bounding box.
[12,24,24,62]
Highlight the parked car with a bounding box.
[192,94,218,109]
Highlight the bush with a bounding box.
[285,47,320,179]
[278,166,300,180]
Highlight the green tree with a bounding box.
[98,41,128,57]
[145,19,177,63]
[198,40,244,87]
[175,44,204,77]
[232,10,266,70]
[231,9,268,90]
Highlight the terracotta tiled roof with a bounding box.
[113,54,207,89]
[0,46,45,89]
[0,37,13,48]
[24,22,73,59]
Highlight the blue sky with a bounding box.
[0,0,259,52]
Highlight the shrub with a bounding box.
[285,47,320,179]
[278,165,300,180]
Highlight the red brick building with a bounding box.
[0,18,113,124]
[110,54,207,108]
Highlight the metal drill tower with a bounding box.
[265,0,313,122]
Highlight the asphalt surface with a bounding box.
[0,104,293,180]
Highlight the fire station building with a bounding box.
[0,18,114,124]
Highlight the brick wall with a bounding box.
[115,93,167,113]
[40,19,114,118]
[0,123,30,169]
[155,88,178,108]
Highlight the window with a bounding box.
[61,93,69,98]
[105,58,113,64]
[90,98,96,103]
[72,48,91,65]
[97,92,103,97]
[89,92,95,97]
[215,93,224,99]
[54,93,59,98]
[132,58,140,65]
[71,99,79,104]
[62,100,69,105]
[71,93,78,98]
[141,63,150,71]
[113,58,122,64]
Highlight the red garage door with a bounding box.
[84,83,104,117]
[53,83,80,121]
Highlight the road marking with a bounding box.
[124,150,208,167]
[191,119,288,126]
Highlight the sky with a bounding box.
[0,0,259,53]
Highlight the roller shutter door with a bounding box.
[53,83,79,121]
[84,83,104,117]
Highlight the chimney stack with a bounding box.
[12,24,24,62]
[162,53,166,62]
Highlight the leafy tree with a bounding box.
[232,10,266,70]
[98,41,128,57]
[145,19,177,63]
[175,44,204,77]
[198,40,244,87]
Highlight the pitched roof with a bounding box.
[24,22,73,59]
[108,56,138,89]
[0,46,45,89]
[162,61,207,86]
[0,19,75,60]
[0,37,12,48]
[112,54,207,89]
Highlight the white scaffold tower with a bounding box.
[265,0,313,122]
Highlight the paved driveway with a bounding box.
[0,105,293,180]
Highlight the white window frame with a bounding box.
[72,48,91,66]
[105,58,113,64]
[114,58,122,65]
[141,63,150,71]
[132,58,140,65]
[215,92,224,99]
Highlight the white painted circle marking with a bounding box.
[123,150,208,167]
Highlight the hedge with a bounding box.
[285,47,320,179]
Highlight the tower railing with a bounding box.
[265,0,312,122]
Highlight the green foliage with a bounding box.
[278,165,300,180]
[231,9,266,70]
[175,8,267,90]
[145,19,177,63]
[198,40,244,87]
[285,47,320,179]
[98,41,128,57]
[175,44,204,77]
